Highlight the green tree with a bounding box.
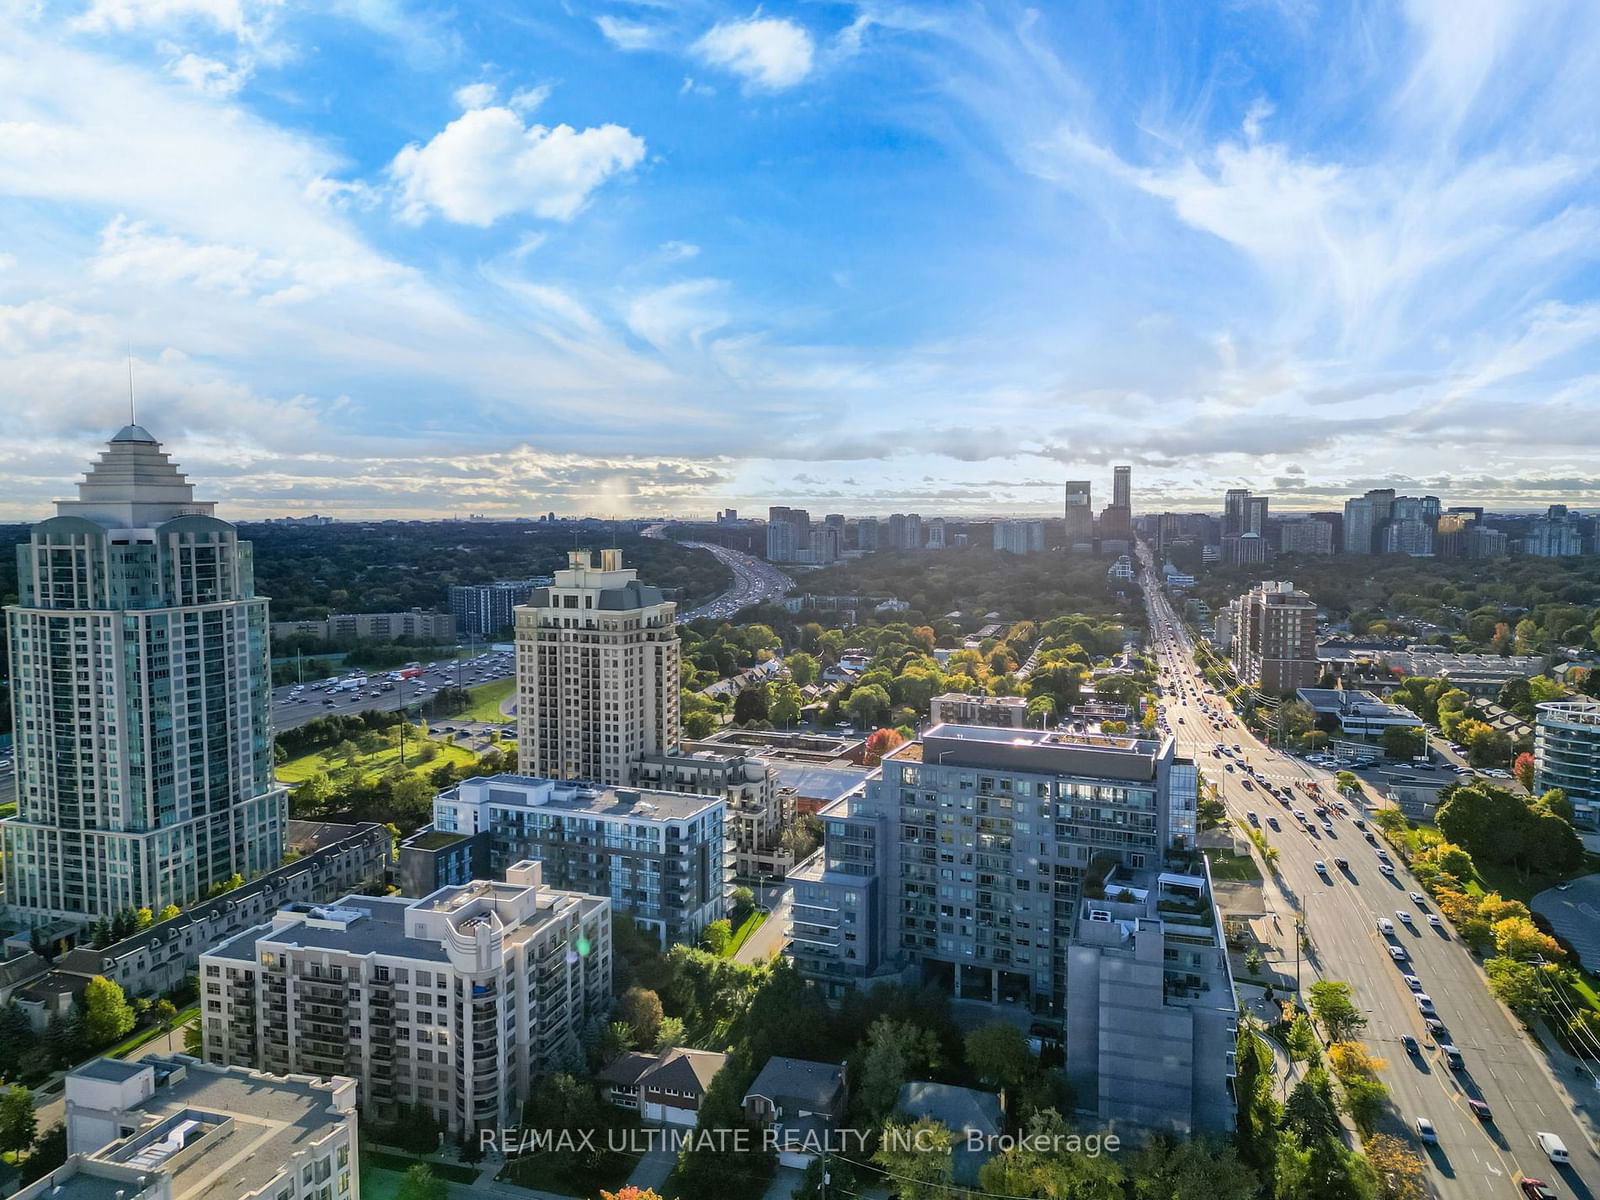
[396,1163,447,1200]
[786,652,820,687]
[702,919,733,956]
[1307,981,1366,1041]
[872,1117,955,1200]
[156,903,181,922]
[600,1020,634,1058]
[183,1018,204,1056]
[1286,1013,1320,1064]
[1380,725,1424,760]
[846,684,892,728]
[291,771,335,813]
[0,1085,36,1155]
[615,987,664,1048]
[1485,957,1551,1013]
[1282,1069,1343,1144]
[82,976,136,1046]
[768,681,804,729]
[153,998,178,1030]
[856,1017,942,1121]
[1127,1137,1261,1200]
[963,1021,1033,1091]
[978,1109,1125,1199]
[653,1016,686,1053]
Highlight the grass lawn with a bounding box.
[357,1166,407,1200]
[108,1005,198,1059]
[1206,848,1264,882]
[725,908,768,957]
[460,677,515,724]
[276,738,478,786]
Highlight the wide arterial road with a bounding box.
[642,525,794,621]
[1141,558,1597,1200]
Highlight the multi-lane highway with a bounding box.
[1142,557,1596,1200]
[658,536,794,622]
[271,649,515,732]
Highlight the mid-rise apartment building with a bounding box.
[27,1054,359,1200]
[1278,518,1334,555]
[630,750,792,880]
[450,579,546,638]
[1526,505,1585,557]
[2,425,285,923]
[791,724,1197,1009]
[200,863,611,1135]
[1233,580,1320,693]
[515,549,680,786]
[789,723,1227,1134]
[1341,497,1375,554]
[272,609,456,643]
[1382,518,1434,556]
[992,520,1045,554]
[1534,701,1600,830]
[430,775,728,944]
[929,693,1029,728]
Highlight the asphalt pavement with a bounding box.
[270,651,515,732]
[640,527,794,621]
[1142,559,1597,1200]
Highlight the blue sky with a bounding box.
[2,0,1599,518]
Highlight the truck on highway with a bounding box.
[332,675,368,692]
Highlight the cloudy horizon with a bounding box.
[3,1,1599,520]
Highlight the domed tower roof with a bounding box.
[110,423,159,444]
[53,426,218,528]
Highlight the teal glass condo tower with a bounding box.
[2,425,285,924]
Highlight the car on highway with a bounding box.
[1441,1043,1464,1070]
[1266,817,1280,830]
[1467,1098,1492,1121]
[1519,1179,1558,1200]
[1424,1017,1447,1037]
[1315,861,1328,876]
[1403,974,1424,991]
[1401,1033,1419,1055]
[1388,944,1409,961]
[1414,992,1435,1014]
[1415,1117,1437,1144]
[1334,856,1349,870]
[1409,891,1427,906]
[1377,917,1394,933]
[1426,914,1445,931]
[1397,910,1414,925]
[1380,863,1396,877]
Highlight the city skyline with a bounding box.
[4,3,1600,520]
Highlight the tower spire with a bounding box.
[127,344,136,425]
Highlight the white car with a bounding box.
[1409,892,1426,905]
[1426,914,1445,931]
[1380,864,1396,877]
[1388,944,1409,961]
[1397,910,1415,925]
[1403,974,1424,992]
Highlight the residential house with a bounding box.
[741,1056,848,1169]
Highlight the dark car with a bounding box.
[1467,1098,1491,1120]
[1401,1034,1419,1055]
[1519,1180,1558,1200]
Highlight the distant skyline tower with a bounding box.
[1113,465,1131,511]
[1064,481,1093,548]
[2,426,286,923]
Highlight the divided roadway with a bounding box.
[1146,579,1596,1200]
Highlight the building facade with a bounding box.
[431,775,729,944]
[630,750,792,880]
[1064,482,1094,549]
[2,425,285,924]
[450,580,545,637]
[790,724,1198,1011]
[929,693,1029,728]
[1278,518,1334,555]
[1534,701,1600,830]
[201,864,612,1135]
[1233,581,1320,693]
[992,520,1045,554]
[515,549,680,786]
[272,609,456,643]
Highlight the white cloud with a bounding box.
[508,83,551,115]
[659,240,700,261]
[626,278,729,352]
[73,0,277,39]
[691,15,814,91]
[390,107,646,226]
[453,81,496,110]
[596,14,662,51]
[166,50,250,96]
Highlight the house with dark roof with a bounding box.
[895,1081,1003,1185]
[598,1048,729,1127]
[741,1056,848,1169]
